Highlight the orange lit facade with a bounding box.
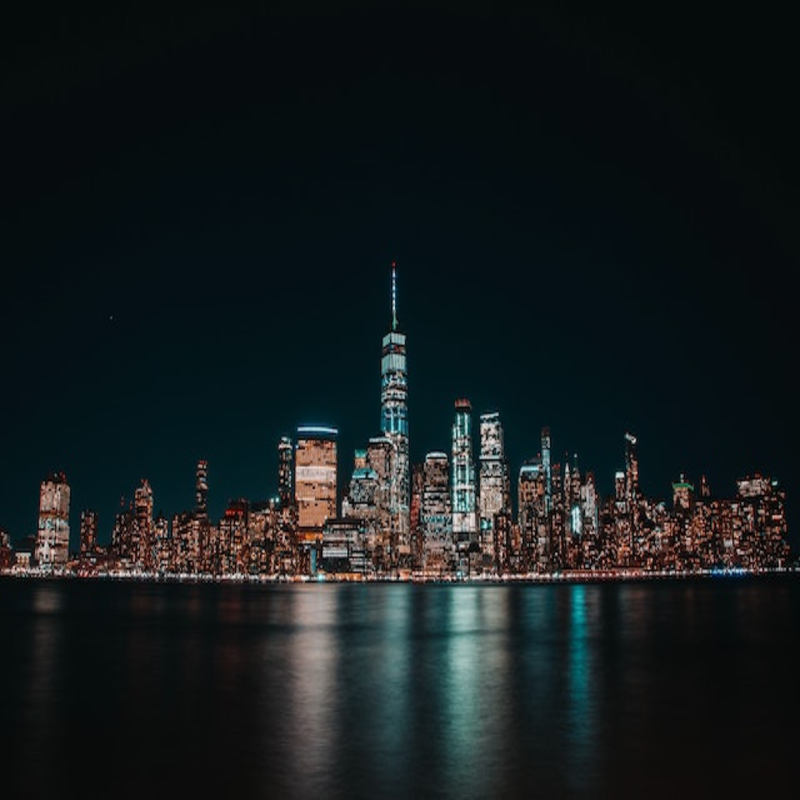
[295,426,338,544]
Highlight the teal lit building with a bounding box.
[380,261,410,565]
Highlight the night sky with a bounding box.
[2,3,797,551]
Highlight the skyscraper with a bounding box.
[133,478,154,569]
[624,432,639,504]
[34,471,70,568]
[478,411,510,568]
[79,509,98,556]
[380,261,410,563]
[278,436,294,510]
[195,460,209,519]
[421,451,452,573]
[451,398,477,555]
[295,425,338,544]
[541,426,552,514]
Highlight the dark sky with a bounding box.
[2,2,797,551]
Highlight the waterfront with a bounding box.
[2,574,798,798]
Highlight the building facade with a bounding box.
[421,451,453,573]
[451,399,478,560]
[295,425,338,544]
[34,471,71,568]
[478,410,511,569]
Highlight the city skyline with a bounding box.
[3,259,791,578]
[2,4,796,551]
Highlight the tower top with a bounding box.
[391,260,398,331]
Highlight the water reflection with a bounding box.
[23,583,64,796]
[2,578,799,799]
[284,588,338,795]
[565,584,597,793]
[442,588,483,793]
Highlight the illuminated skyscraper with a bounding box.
[219,498,249,574]
[79,509,98,556]
[672,474,693,511]
[195,460,209,519]
[295,425,338,544]
[451,399,477,552]
[365,434,394,565]
[478,411,510,568]
[421,451,452,573]
[278,436,294,510]
[380,261,410,562]
[541,426,552,514]
[518,461,543,571]
[134,478,154,569]
[410,462,424,568]
[341,448,381,553]
[624,432,639,504]
[34,471,70,568]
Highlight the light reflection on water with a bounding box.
[2,577,799,799]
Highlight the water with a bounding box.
[1,575,798,799]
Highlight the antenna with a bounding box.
[391,260,397,331]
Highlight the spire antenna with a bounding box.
[391,260,398,331]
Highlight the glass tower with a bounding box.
[451,398,477,548]
[380,261,410,561]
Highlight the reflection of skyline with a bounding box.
[442,588,513,797]
[566,585,598,794]
[286,590,338,795]
[25,585,63,796]
[3,578,798,798]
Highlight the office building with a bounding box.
[478,411,510,568]
[295,425,338,544]
[34,471,70,568]
[451,399,477,555]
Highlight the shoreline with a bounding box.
[3,565,798,586]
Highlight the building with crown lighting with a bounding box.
[380,262,410,566]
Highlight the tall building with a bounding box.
[278,436,295,510]
[34,471,71,568]
[195,460,209,519]
[410,462,424,568]
[672,474,694,511]
[421,451,452,573]
[133,478,154,569]
[365,434,395,565]
[219,498,249,575]
[451,398,478,553]
[518,461,543,571]
[541,426,552,514]
[79,509,98,556]
[341,449,381,557]
[380,261,410,562]
[478,411,510,568]
[295,425,338,544]
[624,432,639,504]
